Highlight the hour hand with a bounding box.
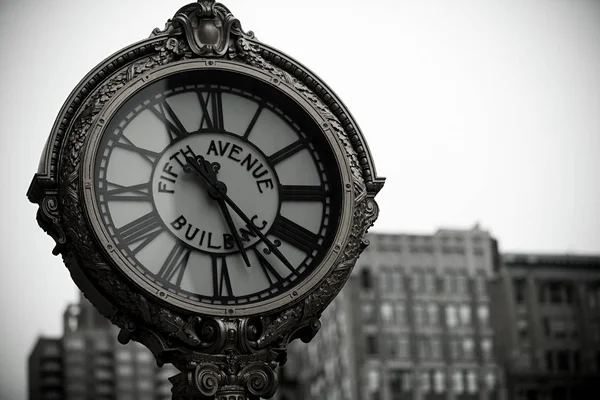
[183,156,251,267]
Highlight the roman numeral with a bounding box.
[157,243,191,287]
[197,91,224,131]
[267,140,304,165]
[104,181,151,202]
[117,212,163,254]
[253,248,283,286]
[243,105,264,139]
[114,136,159,165]
[149,99,188,141]
[212,256,233,298]
[280,185,328,202]
[269,215,319,253]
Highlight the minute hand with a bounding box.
[185,156,295,274]
[218,190,297,275]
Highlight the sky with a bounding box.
[0,0,599,398]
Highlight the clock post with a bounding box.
[27,1,385,398]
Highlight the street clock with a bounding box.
[28,1,384,398]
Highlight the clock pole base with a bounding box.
[169,360,278,400]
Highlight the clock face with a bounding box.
[88,68,343,311]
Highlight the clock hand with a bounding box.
[184,156,251,267]
[217,185,297,276]
[185,156,296,274]
[217,199,251,268]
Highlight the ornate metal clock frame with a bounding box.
[27,1,384,398]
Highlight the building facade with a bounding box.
[29,293,178,400]
[293,227,506,400]
[491,253,600,400]
[292,283,360,400]
[28,338,64,400]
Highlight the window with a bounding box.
[452,371,464,394]
[136,350,153,362]
[565,285,574,303]
[552,319,568,339]
[362,303,375,323]
[392,270,405,293]
[398,337,410,359]
[544,317,578,339]
[481,338,493,361]
[475,275,487,295]
[95,383,112,394]
[546,351,554,371]
[446,305,458,328]
[463,338,474,360]
[412,272,425,292]
[549,282,562,303]
[485,371,496,391]
[433,370,445,393]
[557,350,570,371]
[431,338,442,359]
[117,364,133,376]
[94,369,112,380]
[381,303,393,324]
[380,268,394,293]
[478,305,489,326]
[425,272,436,293]
[589,285,600,309]
[593,320,600,342]
[420,372,430,393]
[361,269,373,290]
[573,351,581,372]
[389,370,411,393]
[395,304,406,325]
[428,303,438,326]
[94,338,111,352]
[65,337,85,350]
[419,339,429,359]
[466,371,478,394]
[457,273,468,294]
[540,281,574,305]
[459,304,471,326]
[366,335,378,356]
[386,335,399,358]
[414,304,425,326]
[517,318,528,340]
[41,361,61,372]
[450,339,460,360]
[514,279,526,304]
[445,272,457,293]
[116,349,133,361]
[367,369,379,391]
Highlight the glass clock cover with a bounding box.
[88,68,342,310]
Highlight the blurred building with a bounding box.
[491,253,600,400]
[28,293,178,400]
[28,337,63,400]
[292,284,360,399]
[293,227,506,400]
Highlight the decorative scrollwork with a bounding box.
[152,0,254,57]
[29,2,384,399]
[239,362,278,398]
[37,194,66,255]
[195,363,225,397]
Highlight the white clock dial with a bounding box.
[93,71,340,306]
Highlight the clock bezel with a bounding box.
[81,60,354,317]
